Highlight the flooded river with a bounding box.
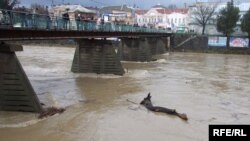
[0,46,250,141]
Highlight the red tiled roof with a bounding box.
[156,8,189,14]
[152,5,167,9]
[135,10,148,15]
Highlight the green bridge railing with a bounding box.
[0,9,170,33]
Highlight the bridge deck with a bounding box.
[0,9,172,41]
[0,28,171,41]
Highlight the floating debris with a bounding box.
[38,107,65,119]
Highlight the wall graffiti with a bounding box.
[229,37,249,48]
[208,36,227,47]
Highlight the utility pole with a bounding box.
[51,0,55,6]
[133,0,136,25]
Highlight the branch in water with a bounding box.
[126,99,138,105]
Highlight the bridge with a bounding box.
[0,9,173,113]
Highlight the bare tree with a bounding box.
[0,0,19,25]
[190,2,217,35]
[0,0,19,10]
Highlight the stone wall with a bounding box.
[171,34,250,54]
[119,37,168,62]
[172,34,208,52]
[71,39,125,75]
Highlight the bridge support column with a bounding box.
[170,35,175,50]
[71,39,125,75]
[0,42,42,112]
[147,37,167,55]
[119,38,152,62]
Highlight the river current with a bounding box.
[0,45,250,141]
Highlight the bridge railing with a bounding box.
[0,9,170,34]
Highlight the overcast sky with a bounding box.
[18,0,249,8]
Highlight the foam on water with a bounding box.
[0,119,45,128]
[155,59,167,63]
[126,70,151,79]
[74,73,123,79]
[121,61,151,64]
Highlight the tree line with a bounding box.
[0,0,48,14]
[192,0,250,36]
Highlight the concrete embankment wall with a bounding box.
[172,34,250,54]
[172,34,208,52]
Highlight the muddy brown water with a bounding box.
[0,46,250,141]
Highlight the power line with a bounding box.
[88,0,134,7]
[89,0,109,6]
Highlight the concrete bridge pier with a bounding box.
[147,37,168,55]
[0,42,42,112]
[71,39,125,75]
[119,37,170,62]
[119,38,152,62]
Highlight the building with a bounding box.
[49,5,97,29]
[51,5,96,21]
[135,4,189,32]
[99,5,135,24]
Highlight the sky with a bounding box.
[18,0,195,8]
[18,0,249,9]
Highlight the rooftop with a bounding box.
[156,8,189,14]
[99,5,133,14]
[135,10,148,15]
[152,4,167,9]
[52,5,96,13]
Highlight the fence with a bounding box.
[0,9,170,33]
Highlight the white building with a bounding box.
[135,4,189,32]
[99,5,134,24]
[51,5,96,20]
[49,5,96,29]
